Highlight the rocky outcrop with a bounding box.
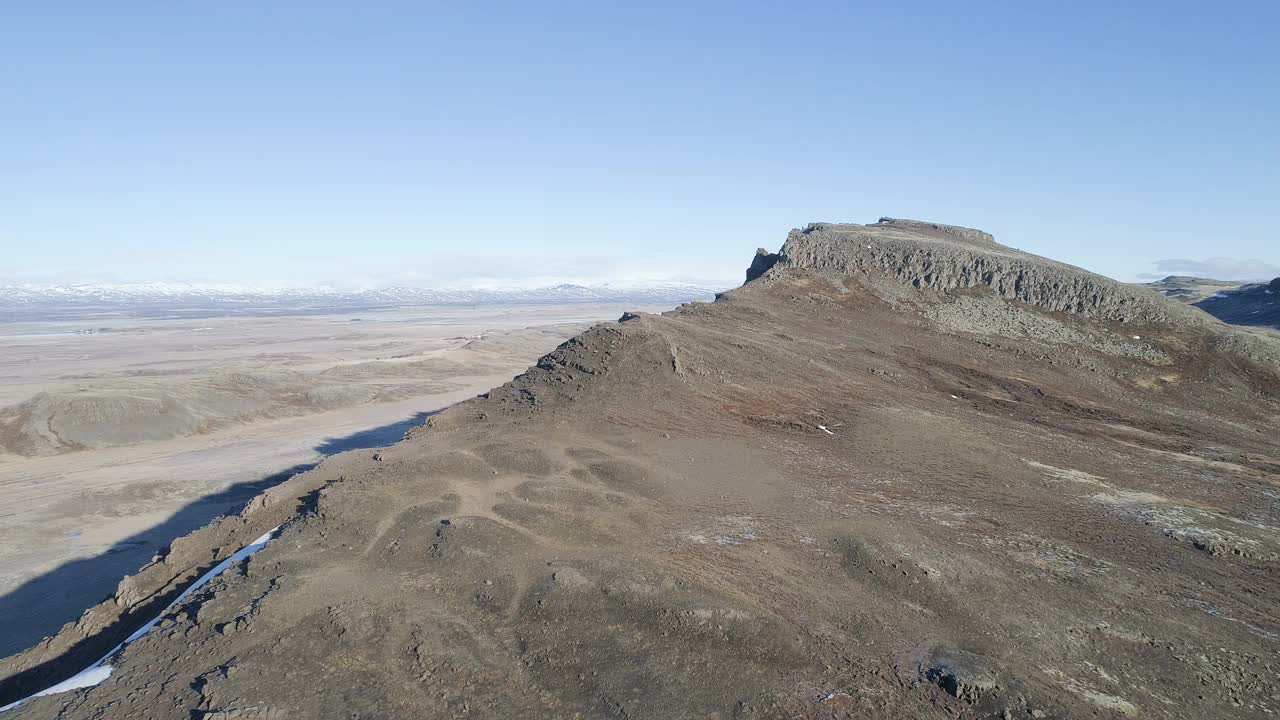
[745,248,780,283]
[759,219,1210,325]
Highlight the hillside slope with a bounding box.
[3,219,1279,719]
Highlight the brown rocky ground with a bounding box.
[2,219,1278,719]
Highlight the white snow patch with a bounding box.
[119,527,278,647]
[0,667,114,713]
[0,527,279,713]
[817,425,834,435]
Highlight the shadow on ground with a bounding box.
[0,410,436,662]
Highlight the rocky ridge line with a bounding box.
[762,219,1209,325]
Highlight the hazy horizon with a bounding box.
[2,247,1278,291]
[0,277,729,292]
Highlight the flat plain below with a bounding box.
[0,302,660,656]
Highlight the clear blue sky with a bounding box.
[2,1,1277,288]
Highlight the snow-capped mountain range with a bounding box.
[0,282,725,321]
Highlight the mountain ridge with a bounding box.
[761,219,1209,325]
[3,218,1278,719]
[1142,275,1280,330]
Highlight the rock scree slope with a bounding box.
[3,218,1279,719]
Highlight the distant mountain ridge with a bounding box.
[0,282,723,321]
[1141,275,1280,330]
[1141,275,1246,304]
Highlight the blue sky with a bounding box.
[2,2,1276,288]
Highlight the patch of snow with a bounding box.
[1131,335,1141,340]
[0,667,114,713]
[0,527,279,713]
[119,527,278,647]
[816,425,834,435]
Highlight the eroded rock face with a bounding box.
[745,248,780,283]
[770,219,1208,325]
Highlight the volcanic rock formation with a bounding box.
[2,219,1278,719]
